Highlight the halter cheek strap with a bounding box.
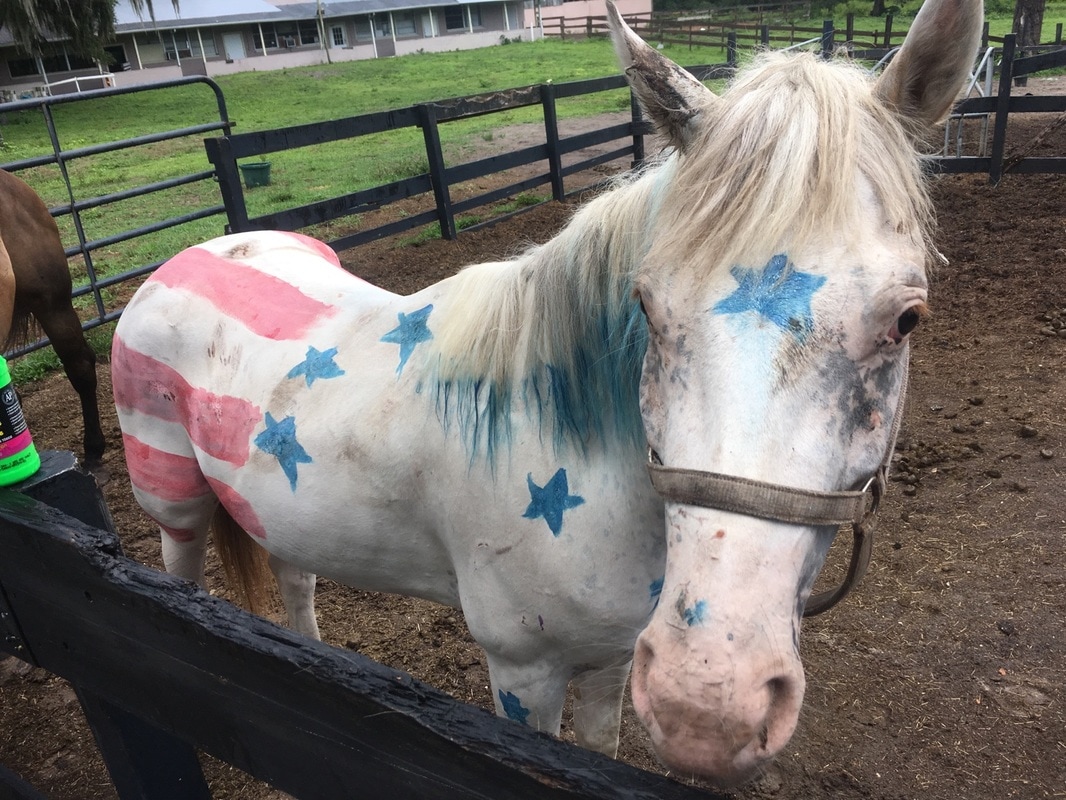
[645,355,908,617]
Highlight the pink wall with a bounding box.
[524,0,652,30]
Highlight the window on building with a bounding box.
[393,12,417,36]
[255,23,278,49]
[354,17,373,40]
[298,20,320,44]
[444,7,466,30]
[11,49,96,76]
[277,23,298,47]
[331,25,346,46]
[469,6,482,26]
[374,16,391,38]
[163,31,192,60]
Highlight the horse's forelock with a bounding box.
[646,50,935,283]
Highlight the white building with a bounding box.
[0,0,531,97]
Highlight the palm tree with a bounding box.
[0,1,179,60]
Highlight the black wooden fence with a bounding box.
[934,36,1066,184]
[0,452,723,799]
[203,32,1065,255]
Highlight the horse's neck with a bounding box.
[430,161,672,458]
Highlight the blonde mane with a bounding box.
[649,50,934,281]
[422,50,935,457]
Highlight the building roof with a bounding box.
[113,0,507,34]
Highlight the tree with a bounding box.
[1012,0,1045,50]
[0,1,178,60]
[1012,0,1045,86]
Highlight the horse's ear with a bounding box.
[875,0,983,132]
[607,1,717,150]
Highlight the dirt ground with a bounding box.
[1,85,1065,799]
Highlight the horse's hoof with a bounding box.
[85,461,111,487]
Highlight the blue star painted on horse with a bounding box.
[713,253,827,341]
[254,412,312,491]
[498,690,531,725]
[287,345,345,387]
[381,304,434,376]
[523,468,585,537]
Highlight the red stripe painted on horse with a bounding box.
[206,476,267,539]
[112,336,261,466]
[149,244,338,340]
[285,231,343,268]
[122,433,212,502]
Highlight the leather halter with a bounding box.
[645,356,908,617]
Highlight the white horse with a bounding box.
[112,0,981,786]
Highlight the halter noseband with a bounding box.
[645,357,908,617]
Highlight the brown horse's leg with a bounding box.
[31,300,104,469]
[0,237,15,346]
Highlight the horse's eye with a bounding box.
[897,307,921,337]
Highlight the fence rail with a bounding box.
[0,453,722,799]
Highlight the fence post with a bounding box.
[418,103,456,240]
[630,89,646,169]
[1056,22,1063,45]
[727,31,738,68]
[884,14,894,48]
[3,451,212,799]
[846,13,854,44]
[982,20,990,49]
[204,135,250,234]
[541,82,565,202]
[760,24,769,48]
[821,20,834,59]
[988,35,1016,185]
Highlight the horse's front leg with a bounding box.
[572,660,632,757]
[485,653,570,737]
[268,554,320,640]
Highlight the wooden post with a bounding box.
[727,31,737,68]
[541,82,565,202]
[846,13,854,45]
[821,19,834,59]
[1056,23,1063,45]
[204,135,249,235]
[418,103,456,240]
[760,24,769,48]
[884,14,894,49]
[630,89,646,169]
[989,34,1015,185]
[982,21,990,49]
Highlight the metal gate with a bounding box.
[0,76,232,355]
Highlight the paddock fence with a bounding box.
[0,33,1063,350]
[0,452,725,799]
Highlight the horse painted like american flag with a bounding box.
[111,0,981,785]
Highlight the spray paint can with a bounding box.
[0,356,40,485]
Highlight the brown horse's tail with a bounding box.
[211,504,274,617]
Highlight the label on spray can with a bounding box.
[0,371,40,484]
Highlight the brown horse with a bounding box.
[0,169,104,471]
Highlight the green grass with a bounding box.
[3,7,1064,379]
